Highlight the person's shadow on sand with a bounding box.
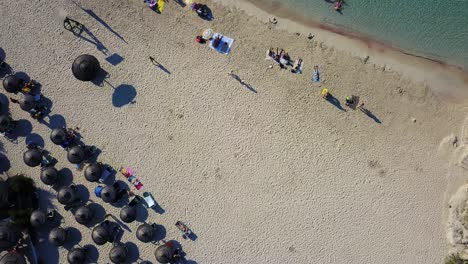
[326,94,346,111]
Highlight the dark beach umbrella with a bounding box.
[109,244,127,264]
[2,75,21,93]
[67,146,85,164]
[119,205,137,223]
[0,221,20,251]
[101,185,117,203]
[136,223,154,243]
[74,205,94,225]
[0,251,26,264]
[72,54,100,81]
[67,247,86,264]
[30,210,46,227]
[40,167,59,186]
[57,186,77,205]
[19,94,35,111]
[154,244,176,264]
[50,127,67,145]
[48,227,67,247]
[84,163,102,182]
[0,115,12,133]
[91,225,110,245]
[23,148,42,167]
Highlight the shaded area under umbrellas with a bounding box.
[84,163,102,182]
[136,223,155,243]
[30,209,46,227]
[0,114,14,133]
[50,127,67,145]
[48,227,68,247]
[109,244,127,264]
[119,205,136,223]
[40,167,59,186]
[67,146,85,164]
[74,204,94,225]
[72,54,100,81]
[2,75,22,93]
[23,148,43,167]
[0,221,20,251]
[57,185,77,205]
[67,247,86,264]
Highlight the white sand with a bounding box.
[1,0,468,263]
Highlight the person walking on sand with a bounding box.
[321,88,329,99]
[228,70,245,85]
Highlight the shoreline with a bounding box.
[215,0,468,102]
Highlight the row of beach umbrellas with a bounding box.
[2,55,100,95]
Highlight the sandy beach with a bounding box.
[1,0,468,263]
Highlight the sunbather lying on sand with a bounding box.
[291,58,303,73]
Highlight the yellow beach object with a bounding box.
[157,0,165,12]
[321,88,329,97]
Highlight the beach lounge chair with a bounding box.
[143,192,156,208]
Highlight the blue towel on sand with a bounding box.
[209,33,234,55]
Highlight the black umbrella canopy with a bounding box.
[72,54,100,81]
[0,181,8,209]
[101,185,117,203]
[49,227,67,247]
[23,148,42,167]
[19,94,35,111]
[40,167,59,185]
[2,75,21,93]
[67,146,85,164]
[84,163,102,182]
[136,223,154,243]
[0,221,20,251]
[0,251,26,264]
[74,205,94,225]
[30,210,46,227]
[50,127,67,145]
[0,115,12,133]
[67,247,86,264]
[154,244,176,264]
[109,245,127,264]
[57,186,77,205]
[119,205,137,223]
[91,225,110,245]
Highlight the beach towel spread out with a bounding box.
[312,69,320,82]
[210,33,234,55]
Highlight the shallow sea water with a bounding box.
[264,0,468,69]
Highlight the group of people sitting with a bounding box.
[191,3,209,19]
[10,79,48,121]
[267,48,303,73]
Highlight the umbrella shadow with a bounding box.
[58,167,74,187]
[70,23,109,55]
[135,204,148,223]
[105,53,125,66]
[0,63,13,79]
[74,184,90,204]
[0,153,11,173]
[35,235,59,264]
[153,224,166,242]
[151,200,165,215]
[14,119,33,137]
[36,187,56,212]
[91,69,110,87]
[63,226,82,250]
[86,202,106,227]
[41,114,66,129]
[0,93,9,113]
[360,108,381,124]
[124,241,140,263]
[112,84,137,107]
[83,244,99,263]
[325,94,346,111]
[14,71,30,82]
[25,133,45,148]
[70,0,127,44]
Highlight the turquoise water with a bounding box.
[269,0,468,69]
